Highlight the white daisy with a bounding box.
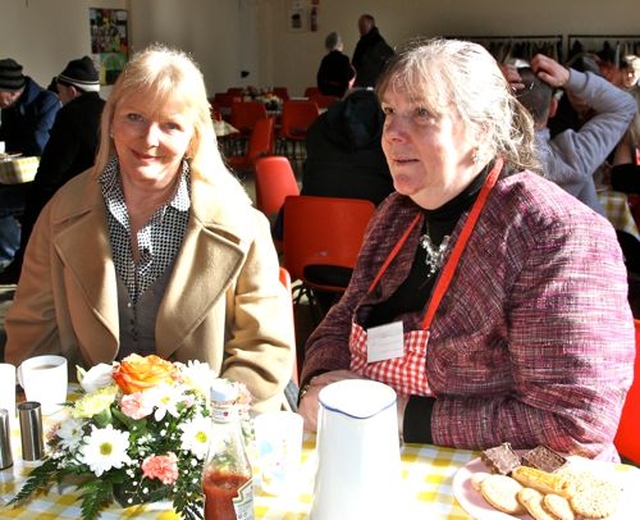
[80,424,132,477]
[55,417,85,451]
[178,415,212,459]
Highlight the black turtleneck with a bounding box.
[364,166,489,329]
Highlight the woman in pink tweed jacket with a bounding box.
[298,38,635,461]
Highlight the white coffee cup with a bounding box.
[17,355,68,415]
[0,141,5,154]
[0,363,16,423]
[254,410,303,496]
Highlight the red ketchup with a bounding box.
[203,469,252,520]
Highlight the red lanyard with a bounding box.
[367,158,504,330]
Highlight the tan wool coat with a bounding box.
[4,169,295,412]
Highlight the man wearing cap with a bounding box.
[0,56,105,283]
[0,57,60,272]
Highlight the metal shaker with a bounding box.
[0,408,12,469]
[18,401,44,461]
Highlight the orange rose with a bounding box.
[112,354,179,394]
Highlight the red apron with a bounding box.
[349,159,503,397]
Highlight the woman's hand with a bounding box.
[297,370,365,432]
[530,53,570,89]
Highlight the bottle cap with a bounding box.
[210,379,239,403]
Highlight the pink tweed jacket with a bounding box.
[302,170,635,459]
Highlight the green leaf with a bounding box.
[7,458,58,506]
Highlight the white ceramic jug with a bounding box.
[310,379,402,520]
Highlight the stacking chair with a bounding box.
[228,101,268,155]
[614,319,640,464]
[278,100,320,163]
[282,195,375,319]
[253,156,300,220]
[226,117,275,174]
[304,86,321,98]
[273,87,290,101]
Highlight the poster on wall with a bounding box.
[89,8,129,85]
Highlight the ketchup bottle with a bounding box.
[202,380,255,520]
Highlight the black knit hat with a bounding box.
[0,58,26,92]
[57,56,100,92]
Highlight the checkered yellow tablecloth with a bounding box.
[598,188,640,241]
[0,157,39,185]
[1,419,476,519]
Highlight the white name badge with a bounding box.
[367,321,404,363]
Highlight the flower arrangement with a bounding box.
[9,354,251,520]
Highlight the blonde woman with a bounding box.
[5,45,295,412]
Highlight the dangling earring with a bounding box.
[472,147,480,165]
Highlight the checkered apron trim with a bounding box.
[349,321,432,397]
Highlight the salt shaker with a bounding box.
[18,401,44,461]
[0,408,13,469]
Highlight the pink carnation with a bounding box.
[142,453,179,485]
[120,392,154,420]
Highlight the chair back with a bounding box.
[226,117,275,173]
[230,101,268,135]
[273,87,290,101]
[254,156,300,218]
[614,318,640,464]
[280,100,320,141]
[282,195,375,292]
[304,86,321,98]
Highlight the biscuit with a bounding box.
[479,474,526,515]
[470,471,491,491]
[568,477,621,519]
[542,493,574,520]
[511,465,573,497]
[517,487,558,520]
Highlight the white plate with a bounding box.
[452,455,640,520]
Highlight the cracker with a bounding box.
[481,442,522,475]
[479,474,526,515]
[470,471,491,491]
[568,477,621,519]
[517,487,558,520]
[542,493,574,520]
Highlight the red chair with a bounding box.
[304,86,321,98]
[278,100,320,162]
[282,195,375,293]
[226,117,275,173]
[273,87,290,101]
[230,101,268,136]
[614,319,640,464]
[253,156,300,219]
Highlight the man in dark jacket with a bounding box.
[302,88,393,205]
[0,56,105,283]
[351,14,394,88]
[0,58,60,271]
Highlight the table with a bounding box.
[0,411,475,519]
[0,157,39,185]
[598,188,640,241]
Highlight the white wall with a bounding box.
[1,0,639,99]
[0,0,125,96]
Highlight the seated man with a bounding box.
[514,54,636,215]
[0,58,60,271]
[0,57,105,283]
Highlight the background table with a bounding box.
[0,157,39,185]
